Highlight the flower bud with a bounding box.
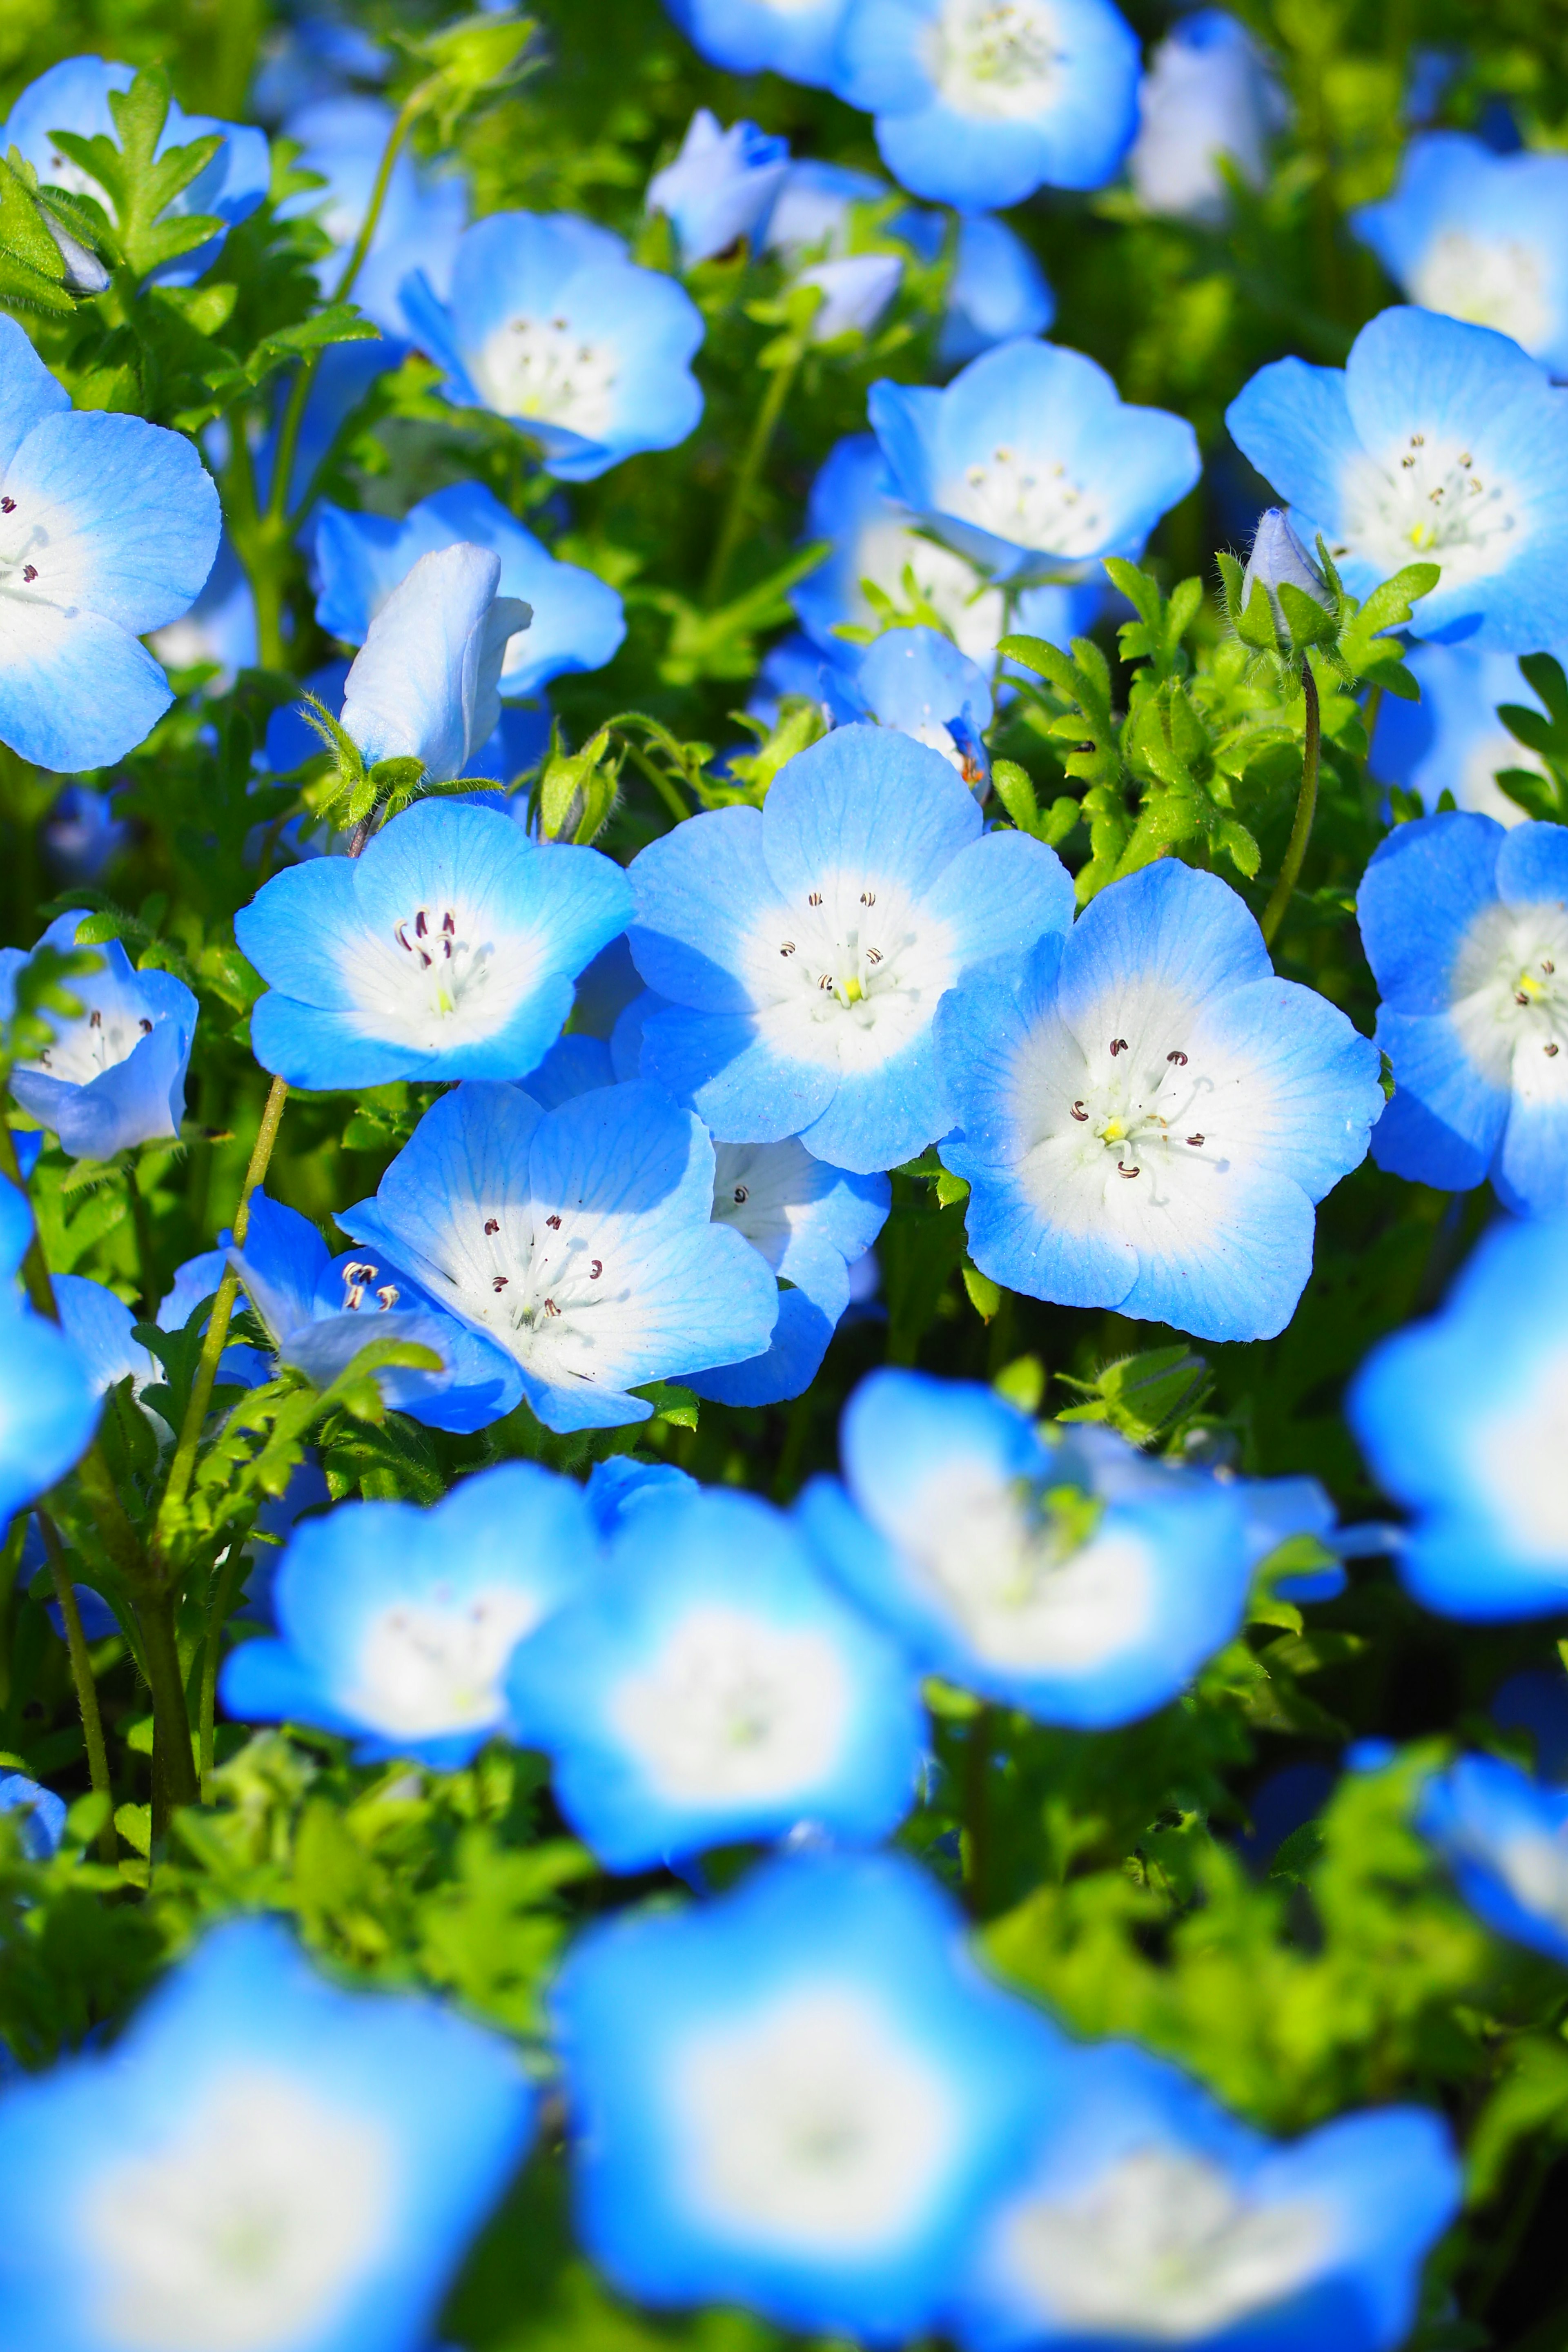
[797,252,902,343]
[1241,508,1333,637]
[646,110,790,269]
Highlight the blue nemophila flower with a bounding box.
[0,1182,97,1530]
[284,93,467,339]
[237,798,630,1089]
[1348,1213,1568,1619]
[229,1191,522,1434]
[1,912,198,1161]
[1128,10,1284,225]
[765,160,886,261]
[831,0,1140,210]
[507,1484,922,1869]
[149,532,257,688]
[869,338,1201,587]
[648,110,790,268]
[334,541,530,784]
[7,56,268,287]
[0,1916,532,2352]
[1227,307,1568,651]
[951,2036,1459,2352]
[552,1849,1063,2341]
[856,625,993,787]
[940,214,1055,367]
[662,0,851,87]
[585,1452,698,1535]
[800,1369,1251,1724]
[937,859,1385,1342]
[314,482,625,697]
[0,1773,65,1862]
[1420,1754,1568,1967]
[1352,134,1568,376]
[630,724,1073,1174]
[401,213,705,483]
[223,1461,590,1766]
[344,1080,777,1432]
[0,316,220,772]
[53,1274,155,1402]
[799,252,905,343]
[1373,642,1544,826]
[1357,813,1568,1211]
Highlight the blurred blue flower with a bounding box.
[343,1079,777,1432]
[647,109,790,267]
[148,534,258,688]
[223,1461,592,1766]
[283,94,467,340]
[238,797,630,1089]
[0,1180,98,1531]
[0,317,220,772]
[940,214,1055,367]
[314,482,624,695]
[334,542,529,782]
[749,632,867,731]
[259,337,396,523]
[630,724,1073,1174]
[53,1274,154,1403]
[1227,306,1568,651]
[229,1190,522,1434]
[1372,642,1545,826]
[765,160,886,261]
[1358,812,1568,1209]
[553,1849,1064,2340]
[869,337,1201,585]
[1353,134,1568,376]
[0,1774,66,1861]
[800,252,904,342]
[0,1916,532,2351]
[662,0,851,87]
[1421,1753,1568,1967]
[831,0,1140,209]
[508,1484,922,1868]
[7,56,268,287]
[800,1370,1252,1722]
[584,1452,698,1534]
[401,213,705,482]
[1129,10,1284,224]
[938,859,1385,1341]
[1,913,197,1161]
[1348,1212,1568,1618]
[252,7,389,119]
[856,625,993,786]
[42,787,129,886]
[953,2035,1459,2351]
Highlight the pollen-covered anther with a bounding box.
[492,1274,509,1292]
[1109,1037,1127,1056]
[808,891,823,907]
[1548,1044,1560,1058]
[543,1298,561,1317]
[484,1218,499,1235]
[1070,1101,1088,1121]
[734,1184,748,1203]
[1187,1133,1205,1146]
[1167,1049,1187,1065]
[860,890,876,906]
[1116,1160,1140,1178]
[546,1214,561,1229]
[780,940,795,957]
[375,1285,399,1309]
[590,1259,602,1279]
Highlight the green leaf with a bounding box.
[990,757,1040,835]
[961,1261,1003,1321]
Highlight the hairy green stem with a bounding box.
[38,1513,117,1865]
[621,739,689,828]
[705,348,800,606]
[1260,657,1321,949]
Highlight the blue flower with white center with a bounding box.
[629,724,1074,1175]
[662,0,852,87]
[0,316,220,772]
[869,338,1202,587]
[0,1915,532,2352]
[1348,1212,1568,1619]
[507,1485,922,1869]
[648,110,790,269]
[1352,135,1568,376]
[553,1849,1063,2341]
[940,214,1055,367]
[799,1369,1252,1724]
[314,483,625,697]
[951,2036,1459,2352]
[236,799,630,1089]
[401,213,705,483]
[1226,307,1568,652]
[222,1461,590,1766]
[228,1191,521,1434]
[283,93,467,340]
[7,56,269,287]
[0,913,197,1162]
[1357,812,1568,1210]
[937,858,1385,1342]
[1420,1753,1568,1967]
[0,1773,65,1862]
[856,625,993,787]
[343,1079,777,1433]
[1372,643,1546,827]
[334,541,530,784]
[1128,9,1284,225]
[831,0,1140,208]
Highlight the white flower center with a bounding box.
[348,1580,545,1738]
[1339,429,1521,585]
[755,873,953,1076]
[1000,2147,1331,2340]
[1467,1336,1568,1565]
[607,1604,852,1804]
[931,0,1063,119]
[343,897,550,1053]
[86,2067,394,2352]
[27,996,152,1085]
[951,443,1109,560]
[675,1985,959,2255]
[711,1138,819,1269]
[1408,230,1553,362]
[471,313,619,439]
[1491,1827,1568,1927]
[0,485,63,606]
[413,1190,630,1391]
[1447,900,1568,1090]
[851,517,1006,666]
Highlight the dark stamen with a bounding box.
[546,1213,561,1229]
[1109,1038,1127,1056]
[1070,1102,1088,1122]
[484,1218,499,1235]
[1167,1050,1187,1066]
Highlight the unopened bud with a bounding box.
[1241,508,1332,636]
[41,211,108,295]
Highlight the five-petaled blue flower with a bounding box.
[647,109,790,268]
[1227,306,1568,651]
[662,0,851,88]
[1358,812,1568,1212]
[799,1369,1253,1724]
[1,912,198,1161]
[507,1483,924,1869]
[629,723,1073,1174]
[401,212,705,481]
[937,858,1385,1342]
[552,1849,1064,2342]
[1419,1753,1568,1969]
